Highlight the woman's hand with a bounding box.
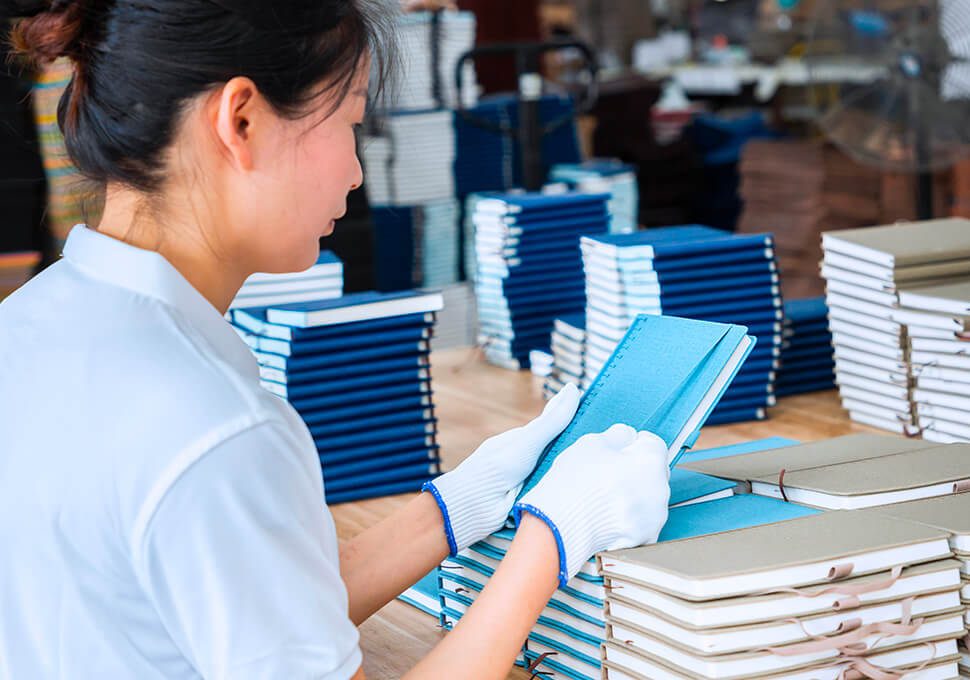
[513,424,671,586]
[422,383,581,555]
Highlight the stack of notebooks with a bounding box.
[680,433,970,510]
[580,226,783,424]
[474,192,611,370]
[230,290,444,504]
[776,297,836,397]
[230,251,343,310]
[600,510,966,680]
[0,251,40,301]
[543,314,587,398]
[439,313,758,676]
[371,199,462,291]
[549,160,640,235]
[897,280,970,443]
[820,218,970,435]
[378,10,479,111]
[361,110,456,207]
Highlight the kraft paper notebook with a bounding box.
[861,493,970,553]
[678,434,926,480]
[518,314,755,497]
[898,280,970,317]
[821,218,970,269]
[602,558,964,630]
[598,511,953,600]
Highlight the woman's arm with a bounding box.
[339,492,450,626]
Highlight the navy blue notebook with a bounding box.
[316,423,437,459]
[265,290,443,328]
[255,338,430,373]
[323,447,440,481]
[324,461,441,494]
[309,408,436,441]
[262,354,429,387]
[233,309,434,342]
[273,365,430,401]
[706,406,767,425]
[585,226,772,259]
[784,296,828,324]
[320,435,437,467]
[627,247,774,273]
[476,192,611,215]
[300,393,432,428]
[325,476,434,505]
[291,380,431,414]
[653,259,777,283]
[480,204,608,225]
[256,324,432,358]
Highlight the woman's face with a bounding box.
[227,65,368,276]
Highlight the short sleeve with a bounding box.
[133,419,362,680]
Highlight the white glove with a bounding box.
[513,424,670,586]
[423,383,581,555]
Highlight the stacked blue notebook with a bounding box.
[580,226,784,424]
[549,160,639,235]
[371,199,461,291]
[231,290,444,504]
[776,297,836,397]
[436,439,816,680]
[474,192,612,370]
[230,251,343,309]
[543,315,587,399]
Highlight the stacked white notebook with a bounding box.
[895,280,970,443]
[377,10,479,112]
[600,510,965,680]
[820,218,970,434]
[543,314,587,398]
[230,251,343,310]
[473,192,611,370]
[550,160,640,235]
[361,110,456,207]
[580,226,782,424]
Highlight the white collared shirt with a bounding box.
[0,226,362,679]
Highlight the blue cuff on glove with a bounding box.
[422,480,458,557]
[512,502,569,588]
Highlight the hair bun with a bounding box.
[9,1,94,64]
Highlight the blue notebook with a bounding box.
[300,394,432,428]
[585,226,772,260]
[309,408,436,441]
[653,259,777,283]
[656,494,821,542]
[291,380,431,414]
[320,435,437,467]
[481,204,609,225]
[519,315,755,498]
[255,324,432,358]
[265,290,443,328]
[316,422,437,459]
[233,309,435,342]
[255,338,430,373]
[705,406,767,425]
[325,476,434,505]
[677,437,800,464]
[323,447,439,480]
[475,192,611,215]
[262,354,429,387]
[324,461,440,494]
[668,468,736,507]
[270,365,431,401]
[784,296,828,324]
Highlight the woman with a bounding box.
[0,2,671,678]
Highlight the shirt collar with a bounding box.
[62,225,258,379]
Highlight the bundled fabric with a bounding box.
[473,192,611,370]
[580,225,783,424]
[549,160,640,235]
[819,218,970,436]
[231,290,444,503]
[230,251,343,309]
[776,297,836,397]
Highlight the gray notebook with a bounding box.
[822,218,970,269]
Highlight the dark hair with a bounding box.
[5,0,393,192]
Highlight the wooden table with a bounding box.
[330,349,879,679]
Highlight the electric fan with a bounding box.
[804,0,970,218]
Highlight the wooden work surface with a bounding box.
[330,348,880,680]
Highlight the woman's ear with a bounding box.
[212,77,260,172]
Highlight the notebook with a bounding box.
[518,315,755,498]
[264,290,444,327]
[396,569,440,617]
[678,433,930,484]
[233,309,436,342]
[821,218,970,269]
[898,280,970,317]
[862,492,970,553]
[598,511,953,600]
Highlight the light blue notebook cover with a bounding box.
[668,468,736,507]
[657,494,821,542]
[519,315,755,499]
[676,437,800,463]
[397,570,440,618]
